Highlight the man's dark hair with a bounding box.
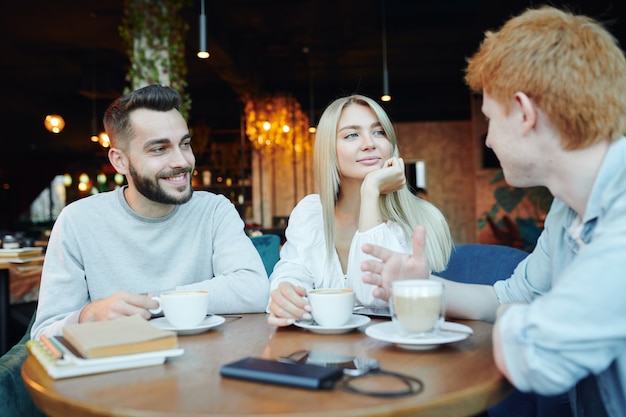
[103,85,182,149]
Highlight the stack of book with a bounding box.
[0,247,44,262]
[27,315,183,379]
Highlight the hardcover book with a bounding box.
[62,314,178,359]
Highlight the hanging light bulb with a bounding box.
[197,0,210,59]
[306,47,317,133]
[44,114,65,133]
[78,173,90,192]
[63,173,72,187]
[380,0,391,102]
[98,132,110,148]
[90,93,99,142]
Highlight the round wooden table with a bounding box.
[22,314,511,417]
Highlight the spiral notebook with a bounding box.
[27,336,184,379]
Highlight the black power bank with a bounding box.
[220,357,344,390]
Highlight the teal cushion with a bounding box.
[250,234,281,277]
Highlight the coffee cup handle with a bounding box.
[149,296,162,315]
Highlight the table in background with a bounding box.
[0,258,43,355]
[22,314,510,417]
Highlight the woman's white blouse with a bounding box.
[268,194,410,308]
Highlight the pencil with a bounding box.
[49,336,69,357]
[40,334,63,360]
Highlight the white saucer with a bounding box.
[150,315,225,335]
[365,321,473,350]
[294,314,371,334]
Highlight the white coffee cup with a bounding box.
[307,288,355,327]
[390,280,444,337]
[151,290,209,328]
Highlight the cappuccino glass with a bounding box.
[390,280,444,337]
[151,290,209,328]
[307,288,355,327]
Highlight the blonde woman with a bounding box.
[267,94,452,326]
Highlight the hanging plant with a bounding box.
[119,0,192,119]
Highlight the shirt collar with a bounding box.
[582,136,626,224]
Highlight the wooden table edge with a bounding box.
[23,355,512,417]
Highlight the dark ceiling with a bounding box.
[1,0,625,225]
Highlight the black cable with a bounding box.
[338,369,424,398]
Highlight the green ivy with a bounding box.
[119,0,192,119]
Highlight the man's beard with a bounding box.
[128,163,193,205]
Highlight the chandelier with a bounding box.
[244,95,311,153]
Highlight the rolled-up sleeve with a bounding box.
[494,199,626,395]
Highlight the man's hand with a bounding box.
[361,225,431,301]
[79,291,159,322]
[267,282,311,327]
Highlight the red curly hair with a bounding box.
[465,6,626,150]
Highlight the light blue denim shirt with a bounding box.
[494,136,626,417]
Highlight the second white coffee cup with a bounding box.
[307,288,355,327]
[151,290,209,328]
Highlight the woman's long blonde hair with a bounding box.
[314,95,452,271]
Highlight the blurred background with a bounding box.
[0,0,623,240]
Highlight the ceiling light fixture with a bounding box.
[381,0,391,102]
[90,95,99,143]
[197,0,210,59]
[98,132,110,148]
[44,114,65,134]
[303,46,317,134]
[244,95,310,152]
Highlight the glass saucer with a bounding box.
[365,321,472,350]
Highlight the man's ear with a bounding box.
[108,147,129,175]
[514,92,537,136]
